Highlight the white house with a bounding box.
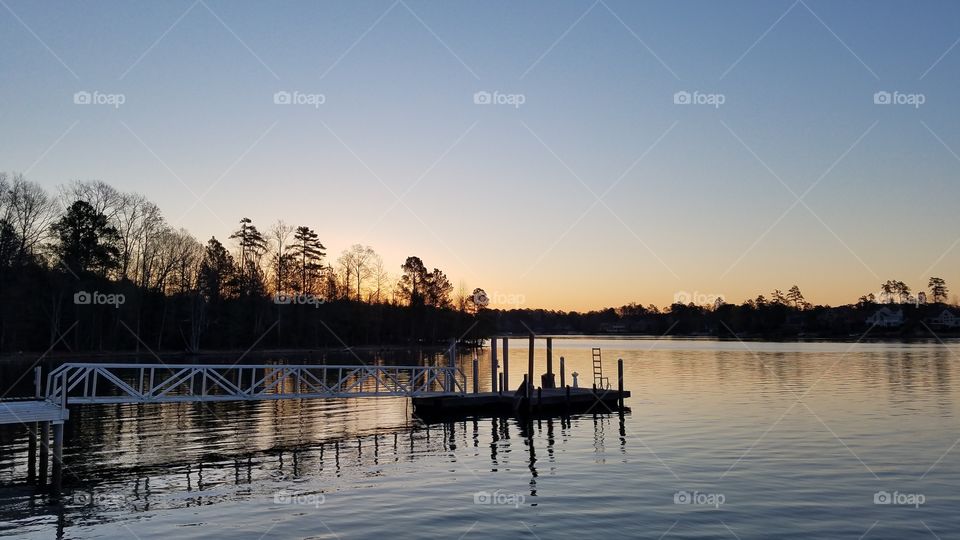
[866,307,904,328]
[927,309,960,329]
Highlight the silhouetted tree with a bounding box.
[290,226,325,295]
[929,277,948,304]
[51,200,120,276]
[398,256,429,306]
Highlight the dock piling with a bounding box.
[617,359,624,409]
[559,357,565,388]
[27,423,37,481]
[527,334,534,397]
[502,338,509,392]
[491,338,498,393]
[472,356,479,394]
[498,373,504,395]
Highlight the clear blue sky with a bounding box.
[2,0,959,309]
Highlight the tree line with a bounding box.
[0,173,492,354]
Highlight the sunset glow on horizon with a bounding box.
[3,0,960,311]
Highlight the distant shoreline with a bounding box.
[3,332,958,363]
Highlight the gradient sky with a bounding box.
[2,0,959,311]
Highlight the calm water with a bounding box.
[1,338,959,539]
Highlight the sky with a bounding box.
[1,0,959,311]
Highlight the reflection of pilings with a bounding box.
[27,422,37,482]
[52,421,64,495]
[38,421,49,486]
[619,410,626,453]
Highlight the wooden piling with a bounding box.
[472,356,479,394]
[565,385,571,414]
[502,338,509,391]
[527,334,534,396]
[498,373,504,395]
[491,338,498,392]
[617,358,624,409]
[537,387,542,414]
[559,357,565,388]
[546,338,553,375]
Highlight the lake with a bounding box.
[1,337,958,539]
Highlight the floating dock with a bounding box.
[412,386,630,419]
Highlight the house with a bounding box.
[866,307,904,328]
[927,309,960,329]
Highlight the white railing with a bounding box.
[46,363,466,408]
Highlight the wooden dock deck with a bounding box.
[412,387,630,418]
[0,400,69,426]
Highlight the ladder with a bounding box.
[592,348,610,389]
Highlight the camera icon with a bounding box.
[74,291,92,305]
[73,91,92,105]
[873,91,891,105]
[673,490,691,504]
[72,492,93,505]
[673,291,691,305]
[473,91,492,105]
[473,291,489,308]
[873,490,891,504]
[273,293,292,305]
[274,91,292,105]
[473,491,492,504]
[673,91,691,105]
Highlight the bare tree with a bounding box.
[338,244,376,302]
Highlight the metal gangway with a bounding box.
[45,363,467,409]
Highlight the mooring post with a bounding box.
[449,339,457,393]
[38,421,49,485]
[546,338,553,375]
[527,334,534,397]
[498,373,504,395]
[52,421,64,494]
[502,338,509,392]
[559,357,566,388]
[34,366,42,398]
[472,356,479,394]
[491,338,498,392]
[618,358,624,409]
[537,386,542,414]
[565,385,571,414]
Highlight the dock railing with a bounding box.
[46,363,466,406]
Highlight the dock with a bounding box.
[0,335,629,492]
[412,387,630,418]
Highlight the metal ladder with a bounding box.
[592,348,610,389]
